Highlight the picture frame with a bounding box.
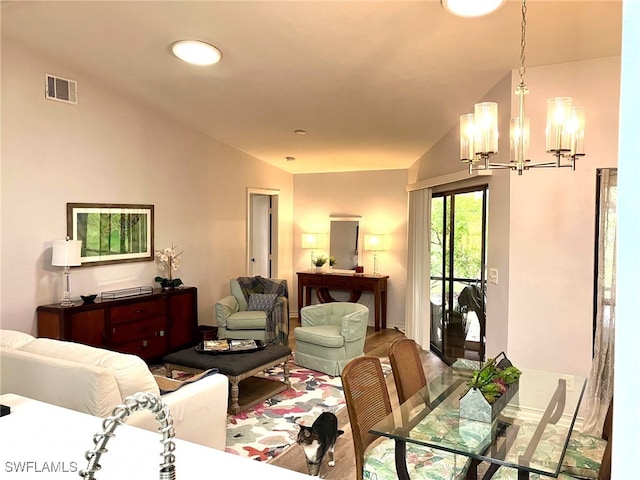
[67,203,154,267]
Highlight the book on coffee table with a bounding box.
[202,340,230,352]
[229,339,258,350]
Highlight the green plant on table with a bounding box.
[467,358,522,404]
[329,256,337,267]
[314,255,327,267]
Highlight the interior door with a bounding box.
[430,186,488,364]
[247,189,279,278]
[250,194,271,277]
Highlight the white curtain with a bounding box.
[405,188,432,348]
[581,169,617,435]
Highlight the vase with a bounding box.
[315,266,323,273]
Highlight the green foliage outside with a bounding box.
[431,191,484,281]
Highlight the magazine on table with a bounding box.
[229,339,258,351]
[202,340,230,352]
[201,339,258,352]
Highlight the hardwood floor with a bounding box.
[268,321,448,479]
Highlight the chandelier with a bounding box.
[459,0,586,175]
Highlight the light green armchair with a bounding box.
[293,302,369,376]
[212,277,289,345]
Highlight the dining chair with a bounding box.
[341,356,470,480]
[490,399,613,480]
[388,337,428,405]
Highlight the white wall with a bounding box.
[293,170,408,329]
[408,56,620,377]
[506,57,619,377]
[0,38,294,334]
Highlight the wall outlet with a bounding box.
[489,268,499,285]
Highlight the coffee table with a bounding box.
[163,344,292,414]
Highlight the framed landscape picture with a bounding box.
[67,203,154,266]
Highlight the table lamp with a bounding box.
[301,233,320,270]
[364,234,387,275]
[52,237,82,306]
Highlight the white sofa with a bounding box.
[0,329,229,450]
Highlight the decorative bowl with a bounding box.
[80,294,98,303]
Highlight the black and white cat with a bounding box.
[296,411,344,477]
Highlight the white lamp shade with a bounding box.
[545,96,573,153]
[364,234,386,251]
[52,239,82,266]
[301,233,320,249]
[460,113,476,161]
[473,102,499,155]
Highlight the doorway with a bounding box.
[430,186,488,364]
[247,188,279,278]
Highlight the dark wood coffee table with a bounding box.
[163,344,291,414]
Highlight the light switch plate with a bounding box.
[489,268,499,285]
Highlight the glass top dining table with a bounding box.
[370,362,587,480]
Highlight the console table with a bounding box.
[36,287,198,362]
[296,271,388,331]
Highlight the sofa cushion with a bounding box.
[0,330,35,349]
[226,311,267,330]
[294,325,345,348]
[248,293,278,312]
[0,347,122,418]
[21,338,159,398]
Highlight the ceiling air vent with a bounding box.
[45,73,77,104]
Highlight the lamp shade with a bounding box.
[52,239,82,266]
[364,234,386,252]
[301,233,320,249]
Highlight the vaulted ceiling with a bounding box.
[1,1,622,174]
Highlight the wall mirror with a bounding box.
[67,203,154,267]
[329,216,361,270]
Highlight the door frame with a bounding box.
[431,185,488,363]
[246,188,280,277]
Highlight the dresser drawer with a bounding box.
[111,316,166,344]
[110,299,166,324]
[115,335,167,360]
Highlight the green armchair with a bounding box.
[213,277,289,345]
[293,302,369,376]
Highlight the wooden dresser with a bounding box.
[37,287,198,362]
[296,272,388,331]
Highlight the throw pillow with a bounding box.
[248,293,278,312]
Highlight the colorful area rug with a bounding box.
[225,360,345,462]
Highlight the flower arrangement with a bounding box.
[313,255,327,267]
[466,357,522,404]
[329,256,337,267]
[154,244,184,289]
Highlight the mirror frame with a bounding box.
[329,215,362,271]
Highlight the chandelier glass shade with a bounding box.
[459,0,585,175]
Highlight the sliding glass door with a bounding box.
[430,186,488,364]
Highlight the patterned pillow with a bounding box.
[248,293,278,312]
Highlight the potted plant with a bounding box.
[328,256,337,270]
[459,353,522,422]
[154,244,184,289]
[313,255,327,272]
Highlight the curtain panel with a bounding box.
[405,188,432,348]
[581,169,617,435]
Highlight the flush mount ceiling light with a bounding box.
[171,40,221,65]
[285,156,296,162]
[458,0,585,175]
[294,129,308,135]
[441,0,506,17]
